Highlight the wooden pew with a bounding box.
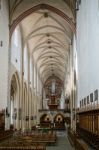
[0,136,46,150]
[0,131,56,149]
[75,139,88,150]
[76,108,99,150]
[77,126,99,150]
[0,130,13,141]
[30,132,57,145]
[67,128,88,150]
[67,128,76,146]
[0,145,46,150]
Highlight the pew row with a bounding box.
[76,108,99,150]
[0,130,13,141]
[77,127,99,150]
[0,145,46,150]
[67,129,88,150]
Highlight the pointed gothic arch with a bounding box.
[10,72,20,129]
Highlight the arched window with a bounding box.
[34,65,36,89]
[30,58,33,86]
[14,28,18,47]
[24,46,28,81]
[11,25,21,72]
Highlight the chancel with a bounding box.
[0,0,99,150]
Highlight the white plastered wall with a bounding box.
[77,0,99,107]
[0,0,9,110]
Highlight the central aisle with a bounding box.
[47,131,74,150]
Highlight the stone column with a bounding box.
[27,48,30,129]
[20,38,25,131]
[35,65,37,125]
[69,44,73,131]
[31,59,34,127]
[73,35,77,132]
[16,81,20,130]
[28,53,32,129]
[70,36,77,132]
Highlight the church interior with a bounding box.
[0,0,99,149]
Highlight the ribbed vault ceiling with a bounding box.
[10,0,76,95]
[20,9,74,82]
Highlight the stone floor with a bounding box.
[47,131,74,150]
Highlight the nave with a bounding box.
[0,0,99,150]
